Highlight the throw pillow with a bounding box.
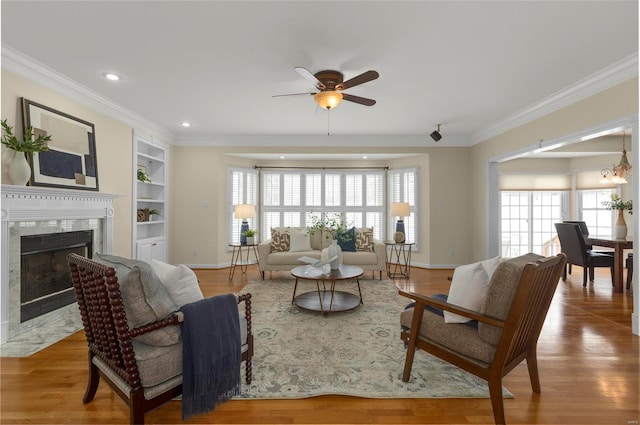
[151,260,204,308]
[443,260,490,324]
[150,258,178,281]
[481,255,502,278]
[94,253,180,346]
[270,227,290,252]
[337,227,356,252]
[289,227,312,252]
[355,227,374,252]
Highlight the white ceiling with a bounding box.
[1,1,638,148]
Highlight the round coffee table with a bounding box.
[291,264,364,316]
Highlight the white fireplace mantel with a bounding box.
[1,185,121,344]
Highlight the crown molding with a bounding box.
[471,53,639,145]
[1,44,175,143]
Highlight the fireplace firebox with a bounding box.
[20,230,93,323]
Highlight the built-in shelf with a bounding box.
[132,133,168,263]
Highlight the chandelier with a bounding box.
[601,130,631,184]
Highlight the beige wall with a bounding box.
[470,78,638,260]
[5,68,636,269]
[171,146,472,268]
[1,70,134,256]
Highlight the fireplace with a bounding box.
[1,185,119,346]
[20,230,93,323]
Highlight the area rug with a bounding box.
[236,278,512,399]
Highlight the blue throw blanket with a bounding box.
[180,294,241,419]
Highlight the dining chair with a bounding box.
[554,222,614,287]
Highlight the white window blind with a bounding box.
[228,167,259,245]
[576,170,616,189]
[499,174,571,191]
[387,167,419,244]
[260,169,387,241]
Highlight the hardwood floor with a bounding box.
[1,265,637,424]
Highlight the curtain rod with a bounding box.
[254,166,390,170]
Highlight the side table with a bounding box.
[229,243,259,280]
[384,241,414,279]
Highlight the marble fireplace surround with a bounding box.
[1,185,120,348]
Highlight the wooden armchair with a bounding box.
[67,253,253,425]
[399,253,566,425]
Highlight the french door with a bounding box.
[500,191,568,258]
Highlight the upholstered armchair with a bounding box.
[399,253,566,425]
[67,253,253,425]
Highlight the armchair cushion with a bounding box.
[94,253,180,346]
[478,253,543,345]
[400,307,496,365]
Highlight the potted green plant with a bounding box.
[307,213,353,242]
[1,119,51,185]
[137,168,151,183]
[148,208,162,221]
[602,193,633,239]
[242,229,258,245]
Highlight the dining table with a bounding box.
[585,237,633,293]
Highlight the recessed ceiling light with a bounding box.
[279,156,285,159]
[362,155,368,159]
[103,72,121,81]
[180,122,191,127]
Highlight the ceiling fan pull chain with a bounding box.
[327,109,331,136]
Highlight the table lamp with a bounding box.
[390,202,410,242]
[234,204,256,245]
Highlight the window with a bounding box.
[500,191,567,257]
[230,166,420,246]
[228,168,258,245]
[388,168,418,243]
[577,188,616,238]
[260,169,386,240]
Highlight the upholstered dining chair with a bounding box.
[400,253,566,425]
[554,222,614,287]
[67,253,253,425]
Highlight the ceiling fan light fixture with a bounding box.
[314,91,343,109]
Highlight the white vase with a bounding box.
[246,236,255,245]
[9,151,31,186]
[615,210,627,239]
[327,239,342,270]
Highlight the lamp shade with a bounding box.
[314,91,343,109]
[234,204,256,219]
[390,202,410,218]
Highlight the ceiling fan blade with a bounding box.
[337,70,379,90]
[294,67,326,90]
[342,93,376,106]
[272,92,316,98]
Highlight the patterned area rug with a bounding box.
[236,278,512,399]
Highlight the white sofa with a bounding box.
[257,226,386,279]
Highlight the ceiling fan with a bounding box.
[274,67,379,109]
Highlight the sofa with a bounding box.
[257,226,386,279]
